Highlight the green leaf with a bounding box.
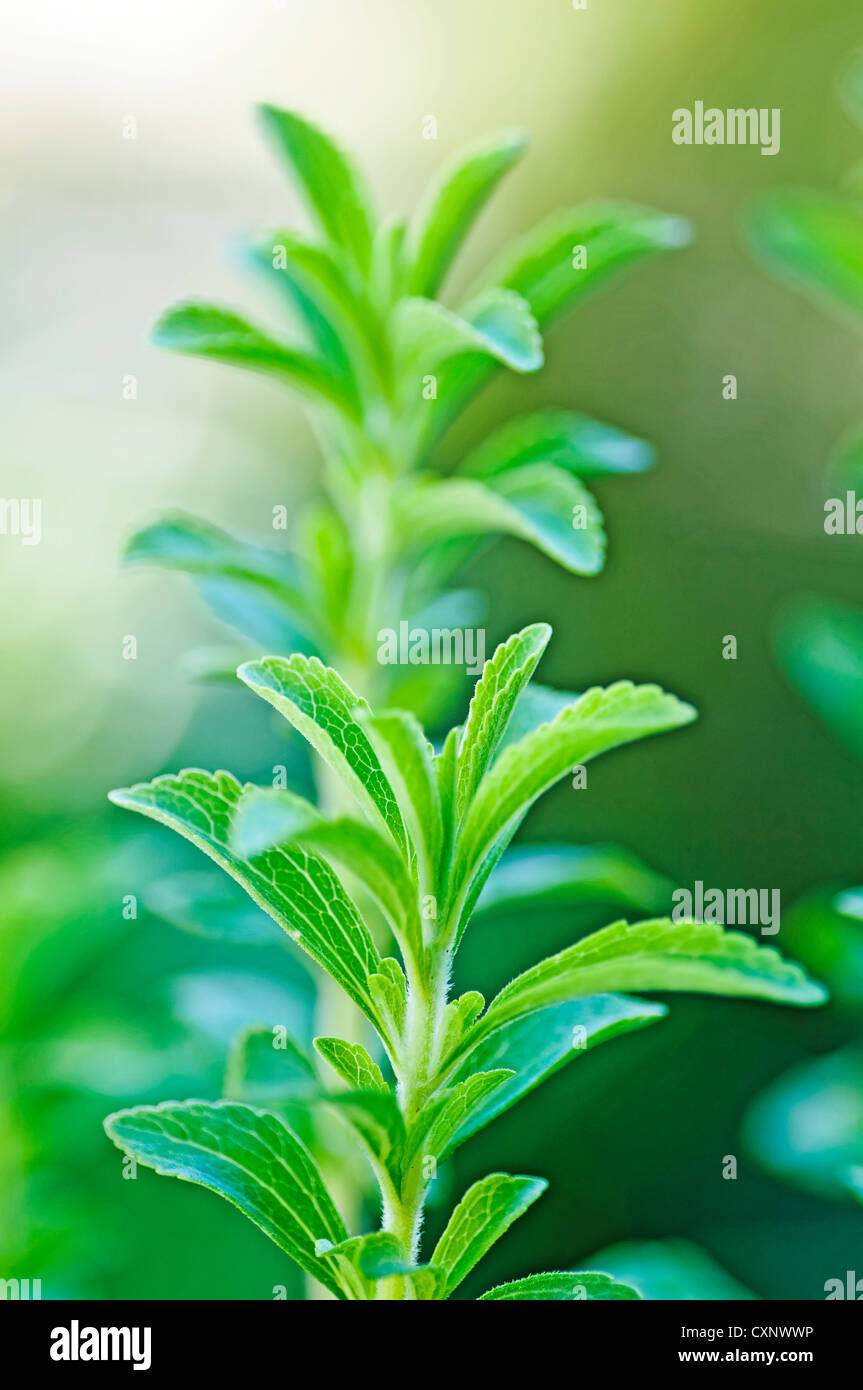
[743,1042,863,1204]
[123,512,313,650]
[437,991,486,1066]
[258,105,375,274]
[431,1172,547,1298]
[479,1271,640,1301]
[151,304,361,417]
[402,1069,514,1168]
[394,468,605,577]
[774,598,863,762]
[453,682,696,901]
[457,624,551,819]
[230,786,422,965]
[462,288,544,372]
[394,289,542,386]
[472,917,826,1052]
[242,237,352,371]
[259,229,382,387]
[482,199,693,328]
[745,190,863,328]
[238,655,407,851]
[108,770,384,1032]
[475,843,674,919]
[362,708,442,886]
[443,995,667,1140]
[104,1100,350,1298]
[460,409,654,480]
[224,1025,318,1106]
[368,958,408,1043]
[407,129,528,297]
[314,1036,386,1094]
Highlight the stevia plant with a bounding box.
[105,627,825,1300]
[115,105,693,1262]
[104,108,825,1299]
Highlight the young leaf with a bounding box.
[471,918,826,1052]
[460,409,654,480]
[261,229,377,345]
[430,1172,547,1298]
[322,1234,445,1300]
[437,991,486,1066]
[368,958,407,1044]
[457,623,551,818]
[242,236,353,372]
[407,129,528,297]
[394,289,542,385]
[314,1036,387,1094]
[442,995,667,1141]
[362,708,442,886]
[258,230,384,397]
[414,1069,515,1165]
[151,303,361,417]
[104,1100,350,1298]
[393,468,605,577]
[258,105,375,274]
[108,770,384,1031]
[452,682,696,901]
[238,655,407,851]
[479,1271,640,1301]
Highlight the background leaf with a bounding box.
[745,190,863,327]
[743,1043,863,1204]
[239,655,408,850]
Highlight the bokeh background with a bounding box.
[2,0,862,1299]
